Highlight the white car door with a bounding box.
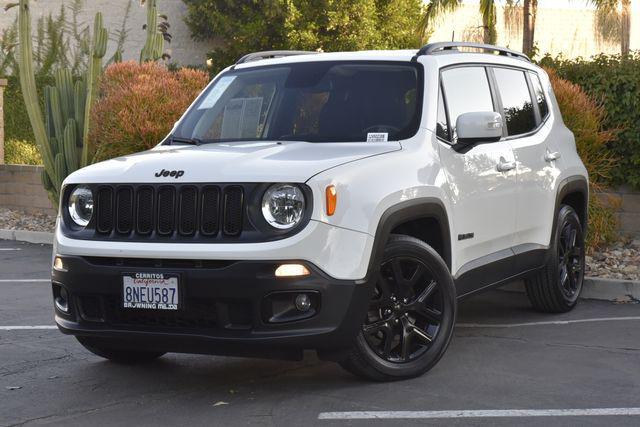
[437,66,518,292]
[491,67,562,260]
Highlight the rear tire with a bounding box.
[77,337,165,364]
[340,234,456,381]
[525,205,585,313]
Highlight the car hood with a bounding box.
[64,140,401,184]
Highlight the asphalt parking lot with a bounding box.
[1,239,639,426]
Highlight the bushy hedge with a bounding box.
[89,61,209,162]
[540,53,640,189]
[4,75,52,144]
[4,139,42,165]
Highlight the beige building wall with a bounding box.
[429,2,640,58]
[0,0,215,66]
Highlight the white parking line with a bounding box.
[318,408,640,420]
[0,279,50,283]
[457,316,640,329]
[0,325,57,331]
[0,248,21,251]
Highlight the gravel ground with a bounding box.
[1,207,638,281]
[0,207,56,232]
[586,237,640,281]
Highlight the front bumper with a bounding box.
[52,256,373,361]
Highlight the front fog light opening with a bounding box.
[275,263,310,278]
[263,291,320,323]
[53,284,70,314]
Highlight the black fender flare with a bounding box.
[551,175,589,245]
[366,198,452,279]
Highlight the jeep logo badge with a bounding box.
[155,169,185,179]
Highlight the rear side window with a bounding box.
[493,68,537,136]
[530,72,550,120]
[441,67,494,141]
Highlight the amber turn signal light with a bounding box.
[326,185,337,216]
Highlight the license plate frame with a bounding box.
[121,272,181,311]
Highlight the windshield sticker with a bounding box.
[367,132,389,143]
[197,76,237,110]
[221,97,264,139]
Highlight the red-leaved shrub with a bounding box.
[90,61,209,162]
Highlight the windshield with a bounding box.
[172,61,422,143]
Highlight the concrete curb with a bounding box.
[0,229,53,245]
[502,278,640,302]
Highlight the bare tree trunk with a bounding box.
[620,0,631,55]
[522,0,538,56]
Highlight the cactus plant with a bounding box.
[82,12,108,166]
[12,0,107,207]
[140,0,166,62]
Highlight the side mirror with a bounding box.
[455,111,503,148]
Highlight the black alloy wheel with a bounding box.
[557,219,585,299]
[525,205,585,313]
[363,256,443,363]
[340,234,456,381]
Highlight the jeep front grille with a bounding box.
[94,184,244,240]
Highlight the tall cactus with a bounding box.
[140,0,164,62]
[12,0,108,207]
[82,12,108,167]
[14,0,54,192]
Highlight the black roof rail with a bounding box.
[413,42,530,62]
[235,50,319,65]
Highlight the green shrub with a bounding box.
[540,53,640,189]
[4,139,43,165]
[183,0,424,74]
[3,75,51,144]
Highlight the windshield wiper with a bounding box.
[170,135,203,146]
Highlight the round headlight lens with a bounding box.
[68,185,94,227]
[262,184,306,229]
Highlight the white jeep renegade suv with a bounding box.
[53,43,589,381]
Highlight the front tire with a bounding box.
[77,337,165,364]
[525,205,585,313]
[340,235,457,381]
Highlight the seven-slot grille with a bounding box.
[95,185,244,239]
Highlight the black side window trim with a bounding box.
[437,82,452,143]
[528,71,551,122]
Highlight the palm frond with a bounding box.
[418,0,462,41]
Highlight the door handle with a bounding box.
[496,158,516,172]
[545,150,561,162]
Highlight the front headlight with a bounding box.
[261,184,305,229]
[68,185,94,227]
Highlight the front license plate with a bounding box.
[122,273,179,310]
